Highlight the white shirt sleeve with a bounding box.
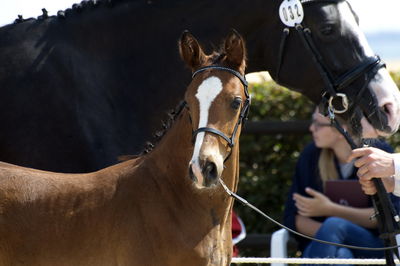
[392,154,400,196]
[394,179,400,197]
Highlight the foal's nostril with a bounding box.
[203,161,218,181]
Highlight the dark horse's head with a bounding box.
[268,0,400,139]
[179,30,247,188]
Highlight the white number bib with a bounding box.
[279,0,304,27]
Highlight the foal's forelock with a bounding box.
[189,76,224,184]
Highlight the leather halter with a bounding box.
[190,66,250,154]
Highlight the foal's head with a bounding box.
[179,30,248,188]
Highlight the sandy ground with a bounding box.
[245,60,400,84]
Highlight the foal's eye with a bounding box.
[231,97,242,110]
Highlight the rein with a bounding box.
[327,107,400,264]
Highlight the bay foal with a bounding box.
[0,30,247,266]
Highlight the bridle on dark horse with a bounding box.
[275,0,387,132]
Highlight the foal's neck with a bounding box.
[146,109,193,180]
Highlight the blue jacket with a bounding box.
[283,140,400,251]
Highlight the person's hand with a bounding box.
[348,147,395,179]
[293,187,333,217]
[347,147,396,195]
[359,176,395,195]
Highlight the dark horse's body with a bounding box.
[0,0,399,172]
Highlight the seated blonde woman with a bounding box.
[283,107,400,265]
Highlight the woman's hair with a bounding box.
[313,105,340,185]
[318,148,339,186]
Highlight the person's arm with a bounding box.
[294,187,377,228]
[295,215,321,237]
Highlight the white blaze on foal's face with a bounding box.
[189,76,224,181]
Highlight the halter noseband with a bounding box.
[190,66,250,153]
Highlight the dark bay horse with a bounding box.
[0,0,399,173]
[0,31,247,266]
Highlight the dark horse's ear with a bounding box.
[224,29,246,72]
[179,30,206,70]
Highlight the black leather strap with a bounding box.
[192,66,249,98]
[193,127,234,147]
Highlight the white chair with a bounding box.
[270,228,290,266]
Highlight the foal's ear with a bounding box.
[179,30,206,70]
[224,29,246,72]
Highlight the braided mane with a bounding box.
[12,0,150,25]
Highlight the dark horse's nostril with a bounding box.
[189,165,197,182]
[202,161,218,183]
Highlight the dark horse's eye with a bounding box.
[231,97,242,110]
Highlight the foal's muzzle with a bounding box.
[189,158,221,188]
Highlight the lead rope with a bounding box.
[219,178,400,251]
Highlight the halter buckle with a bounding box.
[328,93,348,114]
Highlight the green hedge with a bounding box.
[236,71,400,255]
